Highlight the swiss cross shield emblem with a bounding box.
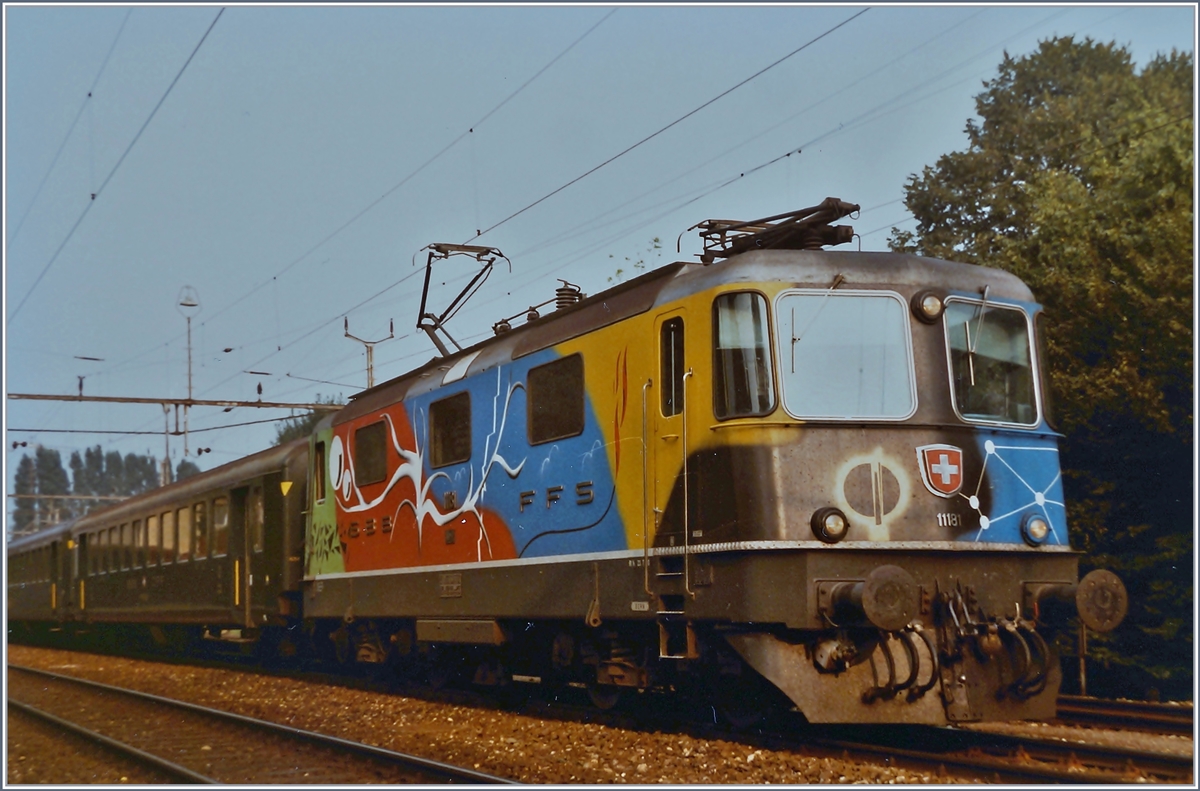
[917,444,964,498]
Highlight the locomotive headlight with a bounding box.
[910,290,944,323]
[1021,514,1050,546]
[812,507,849,543]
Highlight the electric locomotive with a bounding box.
[7,199,1127,726]
[299,199,1127,724]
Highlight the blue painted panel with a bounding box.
[402,349,628,559]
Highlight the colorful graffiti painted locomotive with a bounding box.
[8,201,1128,725]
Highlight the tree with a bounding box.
[274,394,344,446]
[892,37,1193,699]
[175,459,202,482]
[12,454,38,534]
[35,446,72,524]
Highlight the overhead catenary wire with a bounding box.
[53,6,993,391]
[147,7,1074,395]
[8,414,301,437]
[73,8,617,391]
[220,11,873,385]
[8,7,225,326]
[465,7,871,244]
[5,8,134,253]
[197,7,619,331]
[16,7,1152,463]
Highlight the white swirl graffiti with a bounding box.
[331,367,527,561]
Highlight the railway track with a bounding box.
[1057,694,1195,735]
[7,664,516,785]
[518,691,1194,784]
[793,723,1195,785]
[9,647,1193,785]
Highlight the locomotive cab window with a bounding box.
[945,299,1037,426]
[776,290,916,420]
[430,392,472,467]
[354,422,387,486]
[713,293,775,419]
[528,354,584,445]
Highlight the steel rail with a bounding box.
[1057,694,1195,735]
[8,698,218,784]
[8,664,517,785]
[805,733,1193,785]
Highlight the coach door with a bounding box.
[51,541,61,617]
[647,311,694,595]
[229,487,252,628]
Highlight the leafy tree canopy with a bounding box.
[9,446,166,536]
[891,37,1193,699]
[274,394,344,446]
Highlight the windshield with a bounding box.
[944,299,1038,425]
[776,290,915,420]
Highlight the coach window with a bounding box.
[528,354,584,444]
[713,292,775,419]
[108,526,118,571]
[212,497,230,557]
[660,318,685,417]
[313,441,327,504]
[146,514,160,566]
[91,532,102,575]
[776,290,916,420]
[119,524,129,570]
[100,530,112,574]
[162,510,176,564]
[430,392,472,467]
[354,422,387,486]
[177,507,192,562]
[249,486,264,553]
[945,299,1037,426]
[194,502,209,559]
[133,519,144,567]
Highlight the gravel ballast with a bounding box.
[7,645,960,784]
[8,644,1191,784]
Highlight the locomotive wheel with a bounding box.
[587,683,622,710]
[715,681,765,729]
[713,665,779,730]
[424,646,462,690]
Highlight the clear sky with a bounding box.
[4,3,1195,524]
